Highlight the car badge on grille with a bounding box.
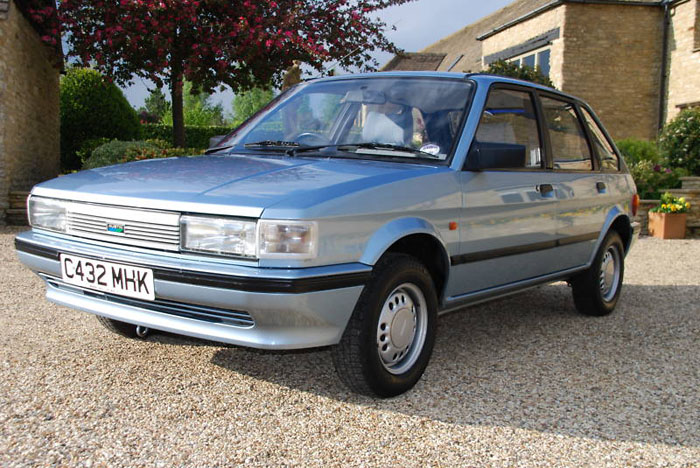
[107,223,125,234]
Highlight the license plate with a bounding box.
[60,254,155,301]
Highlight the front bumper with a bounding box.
[15,230,370,350]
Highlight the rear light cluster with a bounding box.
[632,194,640,217]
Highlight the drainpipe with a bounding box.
[658,0,671,132]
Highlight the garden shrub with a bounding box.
[83,140,204,170]
[659,107,700,175]
[616,138,660,166]
[629,159,686,199]
[75,137,112,167]
[141,123,232,149]
[60,68,141,171]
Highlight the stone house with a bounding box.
[0,0,61,224]
[383,0,700,142]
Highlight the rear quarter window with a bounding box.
[581,107,619,171]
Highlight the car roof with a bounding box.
[308,71,588,108]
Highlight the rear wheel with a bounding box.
[570,231,625,316]
[332,254,437,397]
[95,316,150,339]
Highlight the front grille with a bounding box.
[44,275,255,328]
[65,202,180,251]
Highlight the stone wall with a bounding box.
[0,1,60,224]
[480,5,566,89]
[664,0,700,121]
[562,3,663,141]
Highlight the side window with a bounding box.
[541,96,592,171]
[475,88,542,169]
[581,107,619,171]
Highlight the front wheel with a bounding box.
[570,231,625,316]
[332,254,437,397]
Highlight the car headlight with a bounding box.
[28,196,67,233]
[258,220,318,259]
[180,215,257,257]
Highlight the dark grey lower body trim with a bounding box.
[450,232,599,266]
[440,263,589,314]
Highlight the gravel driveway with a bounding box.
[1,226,698,467]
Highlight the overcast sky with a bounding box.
[122,0,512,113]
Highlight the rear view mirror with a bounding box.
[465,141,526,171]
[341,89,387,105]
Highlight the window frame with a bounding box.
[577,104,622,172]
[464,82,549,172]
[536,90,596,173]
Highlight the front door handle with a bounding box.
[537,184,554,196]
[596,181,607,193]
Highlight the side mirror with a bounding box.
[464,142,482,171]
[464,141,526,171]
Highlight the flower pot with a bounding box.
[648,212,687,239]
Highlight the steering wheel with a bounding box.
[294,132,329,146]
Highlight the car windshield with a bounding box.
[214,77,473,162]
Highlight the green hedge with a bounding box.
[60,68,141,171]
[141,124,233,149]
[83,140,204,170]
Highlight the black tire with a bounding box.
[332,253,438,397]
[570,231,625,316]
[95,315,150,339]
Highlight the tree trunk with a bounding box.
[170,64,185,147]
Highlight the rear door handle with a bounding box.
[537,183,554,196]
[596,181,607,193]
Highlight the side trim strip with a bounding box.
[15,238,370,294]
[450,232,599,266]
[14,239,60,260]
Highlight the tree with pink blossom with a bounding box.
[33,0,413,147]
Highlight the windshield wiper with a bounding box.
[243,140,301,149]
[290,143,442,160]
[341,143,442,159]
[204,144,235,154]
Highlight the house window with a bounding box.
[509,47,551,76]
[537,49,551,76]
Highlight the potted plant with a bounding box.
[648,192,691,239]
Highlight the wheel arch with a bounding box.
[589,208,633,267]
[360,218,450,301]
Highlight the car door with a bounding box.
[537,94,607,269]
[449,85,561,299]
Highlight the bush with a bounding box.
[629,159,686,199]
[485,59,555,88]
[75,137,112,167]
[83,140,204,170]
[60,68,141,171]
[616,138,660,166]
[659,107,700,175]
[141,123,232,149]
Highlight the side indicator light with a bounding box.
[449,222,458,231]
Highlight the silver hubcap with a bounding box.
[599,245,621,302]
[376,283,428,375]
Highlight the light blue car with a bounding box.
[16,72,640,397]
